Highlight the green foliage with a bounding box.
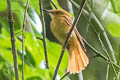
[107,23,120,37]
[0,0,120,80]
[0,0,68,79]
[0,1,7,11]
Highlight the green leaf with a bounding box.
[116,0,120,12]
[11,1,24,30]
[0,1,7,11]
[107,23,120,37]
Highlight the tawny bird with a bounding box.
[46,9,89,74]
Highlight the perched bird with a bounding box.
[45,9,89,74]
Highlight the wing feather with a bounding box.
[63,15,86,51]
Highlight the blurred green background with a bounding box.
[0,0,120,80]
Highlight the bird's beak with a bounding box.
[43,9,54,19]
[43,9,51,13]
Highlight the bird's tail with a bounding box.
[67,41,89,74]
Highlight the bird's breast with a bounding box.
[50,17,70,45]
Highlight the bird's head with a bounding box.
[44,9,72,19]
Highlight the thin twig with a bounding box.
[69,0,97,33]
[36,37,44,41]
[119,41,120,65]
[39,0,49,69]
[69,0,89,16]
[98,34,119,80]
[52,0,87,80]
[49,0,57,9]
[60,72,69,80]
[15,31,22,35]
[7,67,12,80]
[7,0,19,80]
[106,63,110,80]
[88,3,117,63]
[69,0,79,9]
[22,0,29,80]
[81,37,120,69]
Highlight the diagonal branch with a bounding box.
[22,0,29,80]
[98,34,119,80]
[49,0,57,9]
[52,0,87,80]
[60,72,69,80]
[39,0,49,69]
[7,0,19,80]
[69,0,89,16]
[81,34,120,69]
[87,1,117,63]
[106,63,110,80]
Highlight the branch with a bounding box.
[60,72,69,80]
[106,63,110,80]
[49,0,57,9]
[7,0,19,80]
[98,34,119,80]
[52,0,87,80]
[36,36,44,41]
[22,0,29,80]
[39,0,49,69]
[93,14,117,63]
[88,3,117,63]
[69,0,89,16]
[81,36,120,69]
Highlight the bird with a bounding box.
[45,9,89,74]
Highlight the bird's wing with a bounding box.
[64,15,86,51]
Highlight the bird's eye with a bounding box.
[55,12,59,14]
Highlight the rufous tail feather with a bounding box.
[67,41,89,74]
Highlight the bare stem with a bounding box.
[22,0,29,80]
[69,0,89,16]
[88,3,117,63]
[49,0,57,9]
[82,36,120,69]
[52,0,87,80]
[39,0,49,69]
[60,72,69,80]
[106,63,110,80]
[7,0,19,80]
[98,34,119,80]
